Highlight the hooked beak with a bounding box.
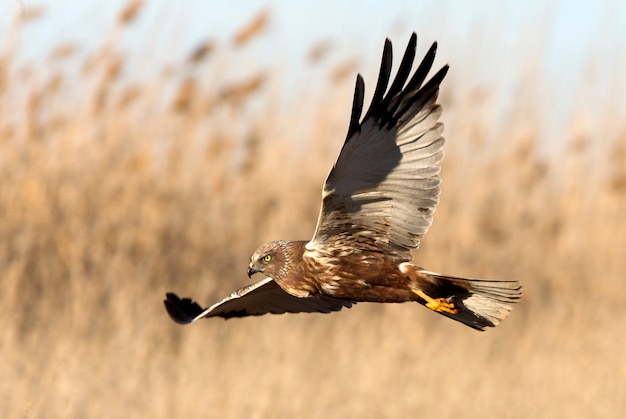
[247,264,259,278]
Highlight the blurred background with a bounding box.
[1,1,625,418]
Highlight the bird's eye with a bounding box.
[263,254,272,262]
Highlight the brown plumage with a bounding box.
[164,33,522,331]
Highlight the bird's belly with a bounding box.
[316,257,416,303]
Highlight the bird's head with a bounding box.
[248,241,288,279]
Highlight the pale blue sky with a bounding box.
[3,0,626,150]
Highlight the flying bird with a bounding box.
[164,33,522,330]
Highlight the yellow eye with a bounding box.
[263,254,272,262]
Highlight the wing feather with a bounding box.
[164,277,354,324]
[362,39,393,121]
[346,75,365,140]
[309,33,449,256]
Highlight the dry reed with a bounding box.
[232,9,270,47]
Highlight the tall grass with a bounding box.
[2,4,625,418]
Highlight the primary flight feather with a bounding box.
[164,33,522,331]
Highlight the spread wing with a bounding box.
[164,277,354,324]
[308,33,449,256]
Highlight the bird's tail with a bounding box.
[414,269,522,331]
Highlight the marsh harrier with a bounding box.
[164,34,522,330]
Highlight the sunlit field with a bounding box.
[2,4,625,418]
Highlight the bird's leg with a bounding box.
[412,289,458,314]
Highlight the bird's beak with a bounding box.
[247,263,258,278]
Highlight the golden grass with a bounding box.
[232,9,270,47]
[117,0,144,25]
[2,6,625,419]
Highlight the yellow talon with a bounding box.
[414,289,458,314]
[426,297,458,314]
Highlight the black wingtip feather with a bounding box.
[362,38,393,121]
[346,74,365,139]
[393,63,448,123]
[415,64,449,105]
[164,292,205,325]
[344,34,448,141]
[404,41,438,93]
[379,33,417,110]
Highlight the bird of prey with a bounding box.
[164,33,522,331]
